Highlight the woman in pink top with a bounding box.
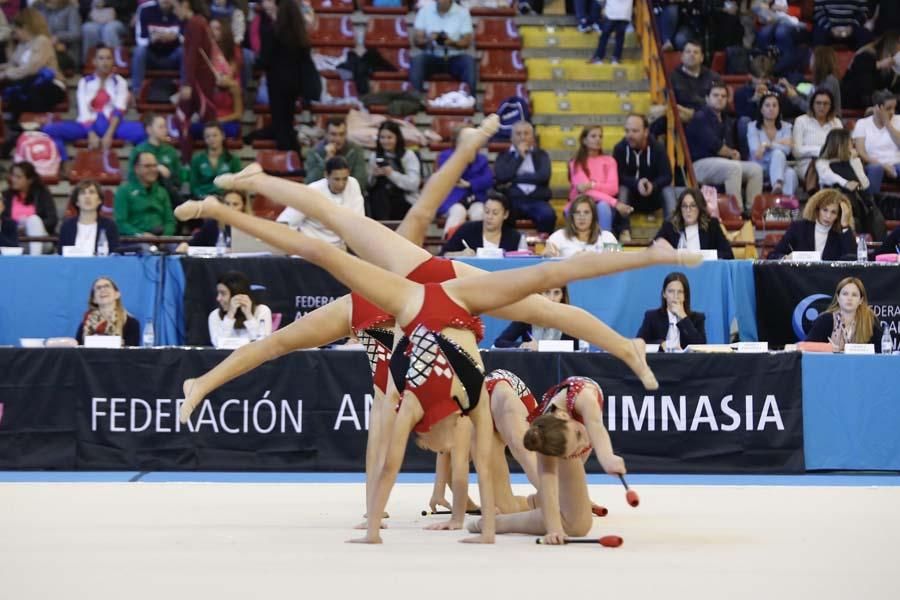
[568,125,632,231]
[1,162,58,255]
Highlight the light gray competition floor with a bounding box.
[2,473,899,600]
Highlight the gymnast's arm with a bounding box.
[536,454,565,538]
[190,295,353,399]
[577,395,626,476]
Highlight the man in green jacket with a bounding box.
[127,113,184,186]
[304,117,368,185]
[115,151,177,236]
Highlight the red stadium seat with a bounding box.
[316,47,354,79]
[752,193,797,232]
[662,50,680,75]
[360,0,407,14]
[479,49,527,82]
[364,80,415,113]
[309,0,354,13]
[251,193,283,220]
[426,81,475,116]
[364,17,410,48]
[835,49,855,79]
[482,82,529,114]
[717,194,744,231]
[370,48,412,81]
[427,116,472,151]
[474,18,521,50]
[310,80,360,113]
[711,51,726,74]
[469,1,515,16]
[760,232,784,259]
[83,46,131,76]
[74,139,125,148]
[136,78,177,113]
[310,15,356,47]
[68,149,123,185]
[256,149,304,179]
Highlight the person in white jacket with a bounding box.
[590,0,633,64]
[208,270,273,348]
[41,45,145,161]
[792,88,843,184]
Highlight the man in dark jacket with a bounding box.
[493,120,555,234]
[614,114,675,239]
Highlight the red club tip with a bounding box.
[599,535,623,548]
[626,489,640,507]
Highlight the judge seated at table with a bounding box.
[768,189,856,261]
[804,277,885,353]
[636,271,706,352]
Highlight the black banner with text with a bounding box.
[0,348,803,473]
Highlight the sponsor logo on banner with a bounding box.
[792,294,831,339]
[90,391,303,435]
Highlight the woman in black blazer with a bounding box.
[804,276,886,353]
[769,189,856,260]
[637,272,707,351]
[57,181,120,254]
[441,193,522,256]
[653,188,734,259]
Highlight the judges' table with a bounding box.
[0,347,841,473]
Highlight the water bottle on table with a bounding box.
[96,229,109,257]
[142,320,155,347]
[882,328,893,354]
[857,235,867,262]
[216,229,228,257]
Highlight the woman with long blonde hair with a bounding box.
[804,277,886,353]
[75,277,141,347]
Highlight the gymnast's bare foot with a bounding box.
[354,520,387,530]
[180,378,202,424]
[625,338,658,390]
[456,114,500,158]
[648,238,703,267]
[174,196,220,222]
[347,532,383,544]
[214,162,264,191]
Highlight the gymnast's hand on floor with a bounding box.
[541,531,567,545]
[425,519,464,531]
[428,495,452,513]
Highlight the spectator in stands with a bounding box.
[752,0,806,78]
[792,88,843,186]
[441,192,522,256]
[0,195,17,247]
[542,195,617,258]
[81,0,129,63]
[0,8,66,119]
[494,120,554,234]
[175,189,248,252]
[131,0,182,95]
[1,161,58,255]
[636,271,706,351]
[747,93,798,196]
[276,156,364,251]
[839,32,899,111]
[851,89,900,194]
[42,45,145,162]
[654,0,701,51]
[114,151,177,237]
[686,83,764,213]
[59,180,120,254]
[670,40,723,123]
[208,270,273,348]
[866,0,900,35]
[493,286,577,349]
[185,17,242,142]
[128,113,183,188]
[210,0,253,94]
[190,121,243,198]
[258,0,320,153]
[34,0,80,71]
[805,276,885,352]
[436,125,493,237]
[813,0,871,49]
[653,188,734,259]
[367,120,421,222]
[820,129,886,240]
[733,50,808,121]
[590,0,632,65]
[409,0,476,94]
[769,188,855,260]
[614,114,674,238]
[568,125,628,234]
[809,46,843,117]
[76,276,141,346]
[305,117,367,187]
[574,0,600,33]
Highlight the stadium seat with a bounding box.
[480,50,527,82]
[364,17,410,49]
[310,15,356,47]
[752,193,797,232]
[717,193,744,231]
[469,1,515,16]
[136,78,177,113]
[370,48,411,81]
[360,0,407,14]
[83,46,131,76]
[310,80,360,113]
[760,232,784,259]
[308,0,354,13]
[68,149,122,185]
[365,80,415,113]
[315,47,354,79]
[482,82,529,115]
[251,193,283,220]
[256,150,304,180]
[426,81,475,116]
[427,117,471,151]
[474,18,521,50]
[531,91,650,115]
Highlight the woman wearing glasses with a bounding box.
[652,188,734,259]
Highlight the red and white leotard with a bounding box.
[529,376,604,425]
[350,292,395,395]
[485,369,537,415]
[400,283,485,433]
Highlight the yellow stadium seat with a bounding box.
[550,161,570,189]
[537,125,624,152]
[519,26,638,50]
[531,92,651,115]
[525,58,644,82]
